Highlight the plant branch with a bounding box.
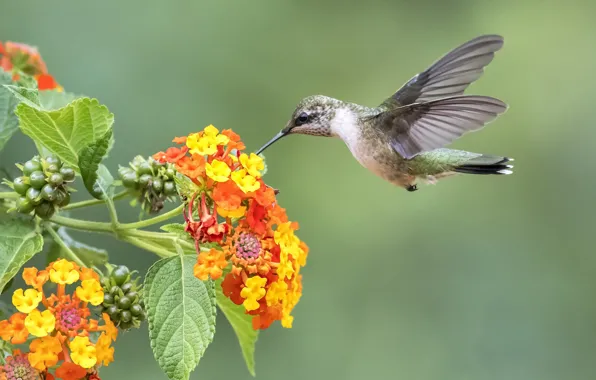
[118,204,184,230]
[44,224,86,267]
[62,191,129,211]
[49,215,113,233]
[122,236,176,258]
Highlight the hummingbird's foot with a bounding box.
[406,184,418,192]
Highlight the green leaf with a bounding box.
[94,164,115,199]
[38,90,82,110]
[79,130,113,199]
[46,227,108,267]
[2,83,40,109]
[174,173,200,199]
[15,97,114,173]
[0,72,21,151]
[145,255,217,380]
[160,223,187,234]
[0,217,44,291]
[215,279,258,376]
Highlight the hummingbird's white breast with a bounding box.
[329,107,389,178]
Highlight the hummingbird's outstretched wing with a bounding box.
[382,35,504,107]
[371,95,507,159]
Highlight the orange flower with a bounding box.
[176,154,205,179]
[172,136,187,144]
[154,126,310,330]
[79,267,100,281]
[212,180,244,211]
[28,336,62,371]
[252,182,276,207]
[0,313,29,344]
[194,249,228,281]
[55,362,87,380]
[153,146,188,164]
[221,129,246,151]
[23,268,49,289]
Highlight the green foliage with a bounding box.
[79,130,114,199]
[160,223,187,234]
[38,90,82,110]
[0,72,21,152]
[0,217,44,292]
[216,278,259,376]
[15,97,114,173]
[2,83,40,109]
[144,255,217,380]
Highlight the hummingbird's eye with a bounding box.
[295,112,309,126]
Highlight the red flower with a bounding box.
[184,193,230,247]
[246,201,267,236]
[36,74,60,90]
[55,362,87,380]
[221,273,244,305]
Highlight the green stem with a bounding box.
[44,224,86,267]
[123,229,177,240]
[122,236,175,258]
[105,195,120,229]
[50,215,113,233]
[118,204,184,230]
[62,191,129,211]
[0,192,18,199]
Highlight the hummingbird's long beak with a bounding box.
[255,129,288,155]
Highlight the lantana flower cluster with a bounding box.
[154,125,309,329]
[0,40,62,91]
[0,259,118,380]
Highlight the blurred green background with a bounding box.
[2,0,596,379]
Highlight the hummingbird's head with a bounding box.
[255,95,341,155]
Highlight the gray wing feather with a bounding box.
[374,96,508,159]
[385,35,504,106]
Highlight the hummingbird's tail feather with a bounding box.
[453,155,513,175]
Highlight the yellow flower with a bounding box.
[187,132,217,156]
[95,332,114,366]
[204,125,229,146]
[240,276,267,311]
[69,336,97,369]
[274,222,300,257]
[277,259,294,280]
[49,259,79,284]
[265,281,288,306]
[231,169,260,193]
[24,309,55,337]
[28,336,62,371]
[76,279,104,306]
[239,153,264,178]
[205,159,231,182]
[217,205,246,219]
[12,288,42,313]
[281,313,294,328]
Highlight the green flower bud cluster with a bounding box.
[101,265,147,330]
[118,155,178,214]
[8,155,75,219]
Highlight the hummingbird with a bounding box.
[255,34,513,192]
